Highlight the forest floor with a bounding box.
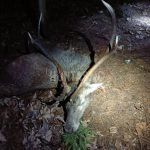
[0,1,150,150]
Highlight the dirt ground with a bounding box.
[0,1,150,150]
[84,47,150,149]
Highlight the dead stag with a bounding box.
[29,0,119,132]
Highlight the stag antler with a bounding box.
[68,0,119,102]
[64,0,119,133]
[27,32,70,103]
[27,0,118,108]
[101,0,117,51]
[27,9,71,102]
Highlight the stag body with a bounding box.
[0,48,91,96]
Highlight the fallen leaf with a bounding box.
[135,122,147,137]
[0,131,6,142]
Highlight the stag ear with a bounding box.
[85,83,103,95]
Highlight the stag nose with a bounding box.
[64,122,79,133]
[64,126,73,133]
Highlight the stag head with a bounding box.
[28,0,118,133]
[64,83,103,132]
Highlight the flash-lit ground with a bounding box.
[82,2,150,149]
[84,47,150,149]
[0,1,150,150]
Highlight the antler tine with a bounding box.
[69,0,118,101]
[101,0,119,55]
[101,0,117,51]
[38,12,43,39]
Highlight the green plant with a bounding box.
[63,123,95,150]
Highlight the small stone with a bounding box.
[96,131,103,136]
[127,17,131,21]
[109,126,117,134]
[125,59,131,64]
